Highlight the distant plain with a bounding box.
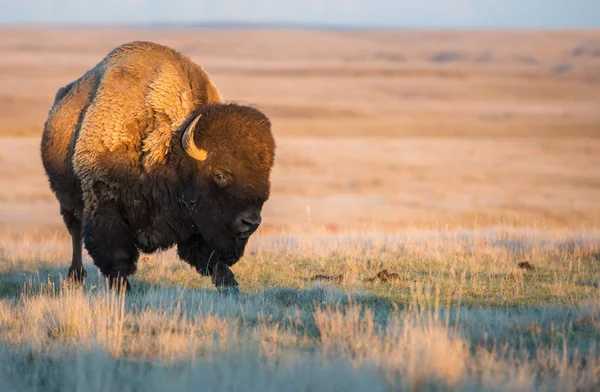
[1,28,599,232]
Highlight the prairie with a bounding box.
[0,28,599,391]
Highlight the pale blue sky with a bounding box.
[1,0,599,28]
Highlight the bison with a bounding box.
[41,41,276,293]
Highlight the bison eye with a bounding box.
[213,171,229,188]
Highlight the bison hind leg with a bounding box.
[61,208,87,284]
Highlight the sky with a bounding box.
[1,0,599,28]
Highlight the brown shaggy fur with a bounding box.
[41,41,275,292]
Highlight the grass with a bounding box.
[0,228,599,391]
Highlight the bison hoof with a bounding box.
[68,266,87,283]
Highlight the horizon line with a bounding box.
[1,20,599,31]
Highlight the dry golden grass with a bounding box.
[0,229,600,391]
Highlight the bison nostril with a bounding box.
[242,219,259,230]
[237,217,261,236]
[234,212,262,238]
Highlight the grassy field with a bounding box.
[0,229,600,391]
[0,28,599,391]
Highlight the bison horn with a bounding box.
[182,113,208,161]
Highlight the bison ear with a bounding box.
[182,113,208,161]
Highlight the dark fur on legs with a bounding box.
[178,234,240,294]
[83,202,138,292]
[177,234,218,276]
[212,263,239,295]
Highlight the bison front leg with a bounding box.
[211,263,240,295]
[82,202,138,292]
[177,235,240,295]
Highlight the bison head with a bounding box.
[179,103,275,265]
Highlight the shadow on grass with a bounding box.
[0,264,402,344]
[0,263,399,317]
